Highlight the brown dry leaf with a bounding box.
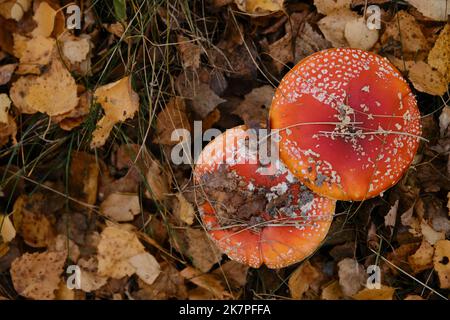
[293,22,331,64]
[177,34,201,69]
[100,193,140,222]
[408,61,447,96]
[318,9,358,47]
[69,151,99,208]
[153,96,191,146]
[128,252,161,285]
[0,114,17,146]
[421,221,445,245]
[0,63,17,85]
[180,266,232,299]
[173,192,195,225]
[52,90,92,131]
[344,17,379,50]
[314,0,351,15]
[31,1,56,38]
[433,240,450,289]
[55,281,75,300]
[428,24,450,82]
[190,83,225,119]
[0,0,31,21]
[321,280,344,300]
[134,261,188,300]
[406,0,450,21]
[234,0,284,15]
[337,258,366,297]
[0,214,16,243]
[0,93,11,124]
[212,260,249,289]
[97,226,145,279]
[352,286,395,300]
[91,76,139,148]
[288,261,321,299]
[232,85,274,125]
[13,194,55,248]
[185,228,222,273]
[408,240,434,274]
[10,251,66,300]
[381,11,428,54]
[143,156,170,201]
[10,57,79,115]
[13,34,55,74]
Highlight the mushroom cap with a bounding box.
[270,48,422,201]
[194,126,335,269]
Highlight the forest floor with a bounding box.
[0,0,449,300]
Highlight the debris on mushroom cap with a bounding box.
[269,48,422,201]
[194,126,336,268]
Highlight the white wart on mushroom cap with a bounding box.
[270,48,422,201]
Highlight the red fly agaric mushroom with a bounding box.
[270,48,422,201]
[194,125,335,268]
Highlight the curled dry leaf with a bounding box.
[408,61,448,96]
[352,285,395,300]
[91,76,139,148]
[0,214,16,243]
[406,0,450,22]
[0,0,31,21]
[153,96,191,146]
[13,34,55,75]
[314,0,351,15]
[337,258,366,297]
[97,226,146,279]
[428,24,450,82]
[433,240,450,289]
[31,1,56,38]
[408,240,434,274]
[10,251,66,300]
[0,63,17,85]
[232,85,274,125]
[180,266,232,299]
[344,17,379,50]
[234,0,284,15]
[52,90,92,131]
[100,193,140,222]
[381,11,428,55]
[288,261,321,299]
[318,9,358,47]
[173,192,195,225]
[10,58,79,115]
